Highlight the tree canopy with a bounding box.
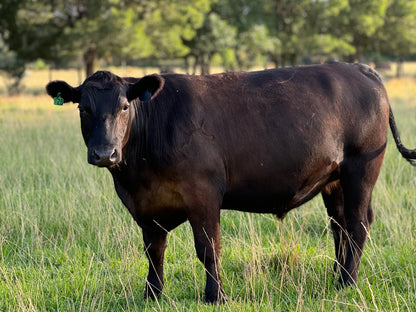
[1,0,416,92]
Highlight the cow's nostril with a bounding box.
[110,149,118,161]
[93,149,101,162]
[90,148,119,167]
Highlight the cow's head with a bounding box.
[46,71,164,167]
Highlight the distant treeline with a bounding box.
[1,0,416,93]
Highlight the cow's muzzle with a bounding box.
[88,147,120,167]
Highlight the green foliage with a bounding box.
[184,12,237,74]
[212,0,265,33]
[0,0,61,93]
[237,24,280,69]
[334,0,391,60]
[109,9,154,62]
[29,59,50,71]
[59,5,154,72]
[303,34,355,62]
[377,0,416,57]
[1,0,65,62]
[0,0,216,78]
[144,0,216,58]
[2,0,416,89]
[212,0,360,67]
[0,40,25,95]
[55,1,156,76]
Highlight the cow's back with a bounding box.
[187,63,386,176]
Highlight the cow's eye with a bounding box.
[122,104,130,112]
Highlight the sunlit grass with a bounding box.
[385,77,416,107]
[0,68,415,311]
[382,61,416,78]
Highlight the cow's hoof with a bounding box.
[144,283,162,300]
[337,274,357,289]
[205,290,227,304]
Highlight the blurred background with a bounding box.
[1,0,416,95]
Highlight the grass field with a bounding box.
[0,68,416,311]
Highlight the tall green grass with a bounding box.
[0,79,416,311]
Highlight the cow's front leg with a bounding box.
[142,228,167,300]
[189,209,226,303]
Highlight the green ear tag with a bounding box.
[53,92,64,106]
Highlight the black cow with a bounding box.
[46,62,416,303]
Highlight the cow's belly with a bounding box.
[221,189,293,215]
[222,160,339,217]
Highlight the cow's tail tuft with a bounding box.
[389,106,416,166]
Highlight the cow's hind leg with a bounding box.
[322,181,347,275]
[336,152,383,286]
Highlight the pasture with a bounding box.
[0,67,416,311]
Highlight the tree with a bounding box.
[237,24,280,70]
[0,0,157,81]
[261,0,309,66]
[212,0,265,33]
[262,0,356,66]
[183,12,237,74]
[0,38,25,95]
[49,0,157,77]
[300,0,354,62]
[0,0,216,81]
[376,0,416,77]
[0,0,66,93]
[2,0,416,91]
[335,0,390,61]
[108,8,154,68]
[214,0,353,68]
[212,0,276,69]
[58,3,155,77]
[143,0,215,60]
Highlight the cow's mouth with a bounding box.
[88,147,121,167]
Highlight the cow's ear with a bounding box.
[127,74,165,102]
[46,80,81,104]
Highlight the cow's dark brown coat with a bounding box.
[46,62,416,303]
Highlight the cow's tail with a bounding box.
[389,106,416,166]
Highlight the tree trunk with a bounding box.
[201,54,212,75]
[77,66,83,85]
[84,47,96,78]
[270,53,279,68]
[201,57,209,75]
[184,55,191,74]
[289,53,297,66]
[343,54,356,63]
[396,57,403,78]
[193,55,199,75]
[6,65,25,95]
[48,66,53,82]
[281,53,288,67]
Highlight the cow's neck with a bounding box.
[111,100,170,187]
[112,88,194,192]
